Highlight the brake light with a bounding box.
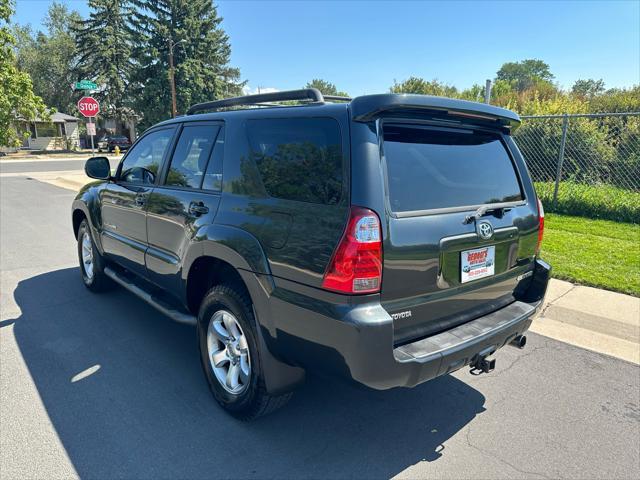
[536,198,545,255]
[322,207,382,294]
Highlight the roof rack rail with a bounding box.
[187,88,342,115]
[323,95,352,102]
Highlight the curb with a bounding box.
[531,279,640,364]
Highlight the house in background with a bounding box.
[19,112,80,151]
[2,110,139,153]
[97,108,139,143]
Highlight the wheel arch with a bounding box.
[182,224,271,320]
[185,255,251,315]
[185,251,305,395]
[72,208,87,239]
[71,182,108,254]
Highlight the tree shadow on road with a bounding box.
[8,267,487,479]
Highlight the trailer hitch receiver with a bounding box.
[471,351,496,374]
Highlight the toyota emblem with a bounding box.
[477,221,494,240]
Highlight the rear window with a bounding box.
[383,124,523,213]
[246,118,343,205]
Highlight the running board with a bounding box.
[104,267,197,326]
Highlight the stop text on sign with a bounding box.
[77,96,100,117]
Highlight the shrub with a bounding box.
[535,181,640,223]
[515,116,619,186]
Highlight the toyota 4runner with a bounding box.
[72,89,550,419]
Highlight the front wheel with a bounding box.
[197,284,292,420]
[77,219,112,292]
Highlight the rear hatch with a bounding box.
[378,119,539,345]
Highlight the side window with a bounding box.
[202,126,224,192]
[165,124,219,189]
[246,118,343,205]
[120,129,174,185]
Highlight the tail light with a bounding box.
[322,207,382,294]
[536,198,545,255]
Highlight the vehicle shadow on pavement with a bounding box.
[9,267,487,479]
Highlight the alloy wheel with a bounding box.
[206,310,251,394]
[81,231,94,280]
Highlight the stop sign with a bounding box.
[77,96,100,117]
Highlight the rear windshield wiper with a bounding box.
[463,205,511,224]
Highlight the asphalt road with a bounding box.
[0,157,120,174]
[1,175,639,479]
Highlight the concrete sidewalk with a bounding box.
[0,170,94,191]
[532,279,640,364]
[7,167,640,365]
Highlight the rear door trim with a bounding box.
[438,226,519,246]
[393,201,527,219]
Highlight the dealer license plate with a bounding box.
[461,246,495,283]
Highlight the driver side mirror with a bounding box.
[85,156,111,180]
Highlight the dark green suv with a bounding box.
[72,89,550,419]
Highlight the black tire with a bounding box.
[197,284,292,420]
[77,219,113,292]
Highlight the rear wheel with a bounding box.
[77,219,112,292]
[197,284,292,420]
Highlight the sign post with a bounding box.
[77,96,100,154]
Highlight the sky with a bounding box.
[12,0,640,97]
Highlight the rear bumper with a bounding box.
[262,259,550,390]
[385,300,538,388]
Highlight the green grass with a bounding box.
[541,213,640,296]
[535,181,640,224]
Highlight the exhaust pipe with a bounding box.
[510,335,527,349]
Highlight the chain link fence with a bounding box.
[513,112,640,222]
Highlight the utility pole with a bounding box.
[484,79,492,104]
[167,38,185,118]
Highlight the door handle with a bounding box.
[135,194,146,206]
[189,201,209,216]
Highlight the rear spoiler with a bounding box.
[350,94,521,132]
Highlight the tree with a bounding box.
[305,79,349,97]
[74,0,132,127]
[458,83,485,103]
[571,79,606,99]
[128,0,245,128]
[588,85,640,113]
[390,77,458,97]
[12,2,81,114]
[496,59,554,92]
[0,0,48,147]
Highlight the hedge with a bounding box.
[535,181,640,223]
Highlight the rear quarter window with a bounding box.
[246,118,343,205]
[382,124,524,213]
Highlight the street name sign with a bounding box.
[74,80,97,90]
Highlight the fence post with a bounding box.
[553,113,569,208]
[484,79,492,104]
